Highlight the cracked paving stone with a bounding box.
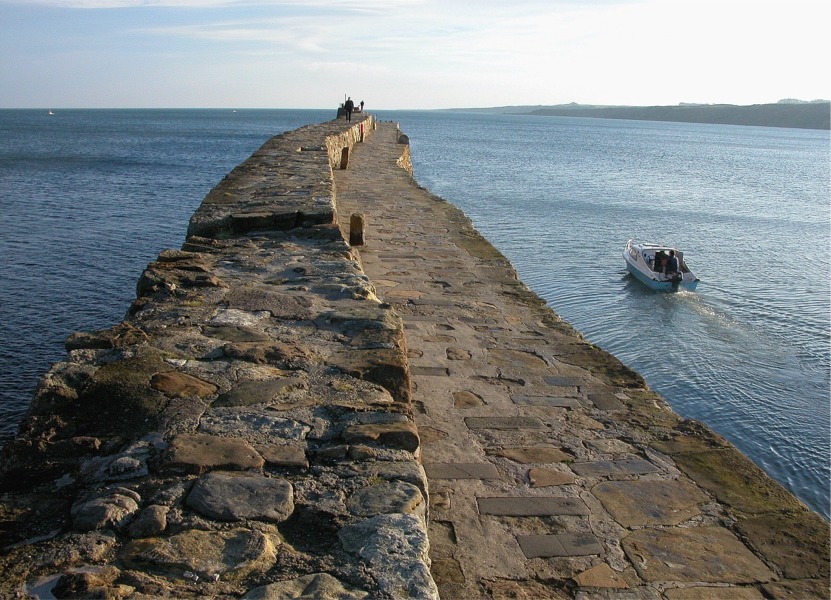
[464,416,545,430]
[517,533,604,558]
[424,463,501,480]
[477,496,589,516]
[570,458,660,477]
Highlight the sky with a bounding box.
[0,0,829,109]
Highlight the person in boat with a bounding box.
[665,249,680,279]
[654,253,667,273]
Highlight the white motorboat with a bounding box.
[623,239,700,291]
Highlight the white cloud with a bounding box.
[1,0,827,108]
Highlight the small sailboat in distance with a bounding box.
[48,110,54,115]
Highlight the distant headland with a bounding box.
[451,100,830,130]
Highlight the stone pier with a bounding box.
[0,117,828,599]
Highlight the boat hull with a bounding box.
[623,239,700,292]
[625,260,698,291]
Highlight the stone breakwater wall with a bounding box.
[0,116,439,599]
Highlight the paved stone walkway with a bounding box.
[335,123,829,599]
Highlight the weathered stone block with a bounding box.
[593,479,708,527]
[621,527,775,584]
[477,496,589,517]
[151,371,217,399]
[488,447,571,464]
[343,422,420,453]
[186,472,294,523]
[517,533,603,558]
[243,573,369,599]
[350,213,365,246]
[121,528,278,581]
[164,433,264,474]
[346,481,424,518]
[424,463,501,480]
[570,458,659,477]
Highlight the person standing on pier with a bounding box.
[344,97,354,121]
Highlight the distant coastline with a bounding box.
[451,101,831,130]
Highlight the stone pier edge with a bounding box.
[0,116,827,599]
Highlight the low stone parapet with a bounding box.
[0,116,438,599]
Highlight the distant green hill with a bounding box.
[452,102,830,130]
[526,102,830,130]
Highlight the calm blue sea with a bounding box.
[1,109,828,519]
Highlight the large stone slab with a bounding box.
[339,514,439,600]
[151,371,218,399]
[480,578,570,599]
[410,366,450,377]
[512,395,582,409]
[346,481,425,517]
[570,458,659,477]
[243,573,369,599]
[667,448,806,515]
[121,528,278,580]
[593,479,708,527]
[186,472,294,523]
[464,417,545,430]
[453,391,485,408]
[586,438,634,454]
[621,527,775,583]
[165,433,264,473]
[214,379,303,407]
[572,563,629,589]
[199,410,310,442]
[544,376,584,387]
[343,422,420,452]
[260,445,309,469]
[487,348,548,369]
[587,392,625,411]
[529,468,575,487]
[733,510,831,580]
[424,463,501,480]
[477,496,589,516]
[664,587,765,600]
[488,447,571,464]
[517,533,603,558]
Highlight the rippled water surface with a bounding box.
[1,109,828,518]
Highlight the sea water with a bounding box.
[1,108,828,519]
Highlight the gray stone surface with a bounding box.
[127,504,168,538]
[587,392,625,411]
[593,479,708,527]
[489,447,571,464]
[199,409,311,442]
[215,379,303,407]
[621,527,776,583]
[71,488,140,532]
[346,481,425,518]
[121,527,279,580]
[477,496,590,516]
[186,472,294,523]
[343,422,420,452]
[464,416,545,430]
[517,533,604,558]
[339,514,440,600]
[165,433,265,473]
[512,395,582,408]
[243,573,370,599]
[570,458,660,477]
[423,463,501,480]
